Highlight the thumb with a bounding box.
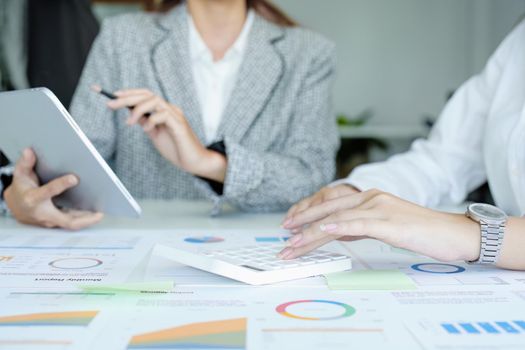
[14,148,36,178]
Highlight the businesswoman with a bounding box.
[281,20,525,271]
[1,0,339,229]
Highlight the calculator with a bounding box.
[154,244,352,285]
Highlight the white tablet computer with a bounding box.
[0,88,141,217]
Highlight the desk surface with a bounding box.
[1,200,285,231]
[0,200,524,350]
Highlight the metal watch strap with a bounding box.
[474,221,505,264]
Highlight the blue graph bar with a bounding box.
[496,322,519,334]
[459,323,480,334]
[255,237,281,243]
[441,323,461,334]
[513,321,525,331]
[477,322,499,334]
[442,321,524,335]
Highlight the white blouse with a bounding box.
[343,20,525,217]
[188,10,254,144]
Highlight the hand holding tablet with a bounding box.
[4,148,104,229]
[0,88,141,229]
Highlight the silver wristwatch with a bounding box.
[465,203,507,265]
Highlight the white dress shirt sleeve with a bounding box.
[343,21,523,208]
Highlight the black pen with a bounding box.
[91,84,151,118]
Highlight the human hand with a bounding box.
[283,184,359,230]
[107,88,227,182]
[279,189,480,262]
[4,149,104,230]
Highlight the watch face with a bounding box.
[469,203,507,221]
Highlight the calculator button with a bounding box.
[330,255,348,260]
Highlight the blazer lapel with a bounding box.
[217,15,285,142]
[151,5,206,142]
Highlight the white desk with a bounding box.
[1,200,285,231]
[0,200,524,350]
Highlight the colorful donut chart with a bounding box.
[276,300,356,321]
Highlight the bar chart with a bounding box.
[441,320,525,335]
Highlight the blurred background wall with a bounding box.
[275,0,525,128]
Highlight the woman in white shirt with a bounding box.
[280,19,525,271]
[1,0,339,229]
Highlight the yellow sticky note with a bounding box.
[79,281,174,294]
[324,270,416,290]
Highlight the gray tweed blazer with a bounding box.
[70,4,339,212]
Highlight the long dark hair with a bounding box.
[159,0,297,27]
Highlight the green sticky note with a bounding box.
[324,270,416,290]
[79,281,175,294]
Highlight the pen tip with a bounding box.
[90,84,101,93]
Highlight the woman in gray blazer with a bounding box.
[3,0,339,229]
